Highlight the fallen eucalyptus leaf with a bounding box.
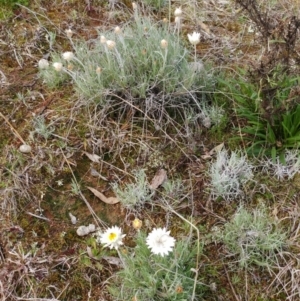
[87,186,120,204]
[199,22,211,35]
[86,246,95,259]
[83,151,101,163]
[86,246,100,260]
[149,169,167,190]
[209,142,224,155]
[201,154,212,160]
[102,256,123,267]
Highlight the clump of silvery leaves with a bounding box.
[260,149,300,180]
[38,11,213,122]
[209,149,254,201]
[218,205,287,268]
[112,169,153,212]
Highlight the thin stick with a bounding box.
[224,267,241,301]
[0,111,26,144]
[26,212,50,222]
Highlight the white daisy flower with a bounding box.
[187,32,201,45]
[146,227,175,257]
[174,7,182,17]
[98,226,126,250]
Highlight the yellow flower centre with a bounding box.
[108,232,117,241]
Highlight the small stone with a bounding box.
[76,224,96,236]
[88,224,96,232]
[76,226,90,236]
[69,212,77,225]
[19,144,32,153]
[202,117,211,128]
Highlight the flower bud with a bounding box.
[100,35,107,44]
[132,2,137,10]
[53,62,63,72]
[174,7,182,17]
[160,39,168,49]
[96,66,102,74]
[106,40,116,50]
[65,28,73,38]
[38,58,49,69]
[62,51,74,61]
[114,26,122,35]
[132,218,142,230]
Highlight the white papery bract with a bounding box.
[187,32,201,45]
[174,7,182,17]
[146,227,175,257]
[97,226,126,250]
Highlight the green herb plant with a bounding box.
[219,205,287,268]
[219,70,300,160]
[0,0,29,19]
[112,169,153,213]
[108,231,207,301]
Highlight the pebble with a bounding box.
[76,224,96,236]
[19,144,32,153]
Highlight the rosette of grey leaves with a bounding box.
[261,150,300,180]
[209,149,254,201]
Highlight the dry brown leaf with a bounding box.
[209,142,224,155]
[86,246,100,260]
[199,22,211,34]
[87,187,120,204]
[83,151,101,163]
[272,207,278,220]
[102,256,123,267]
[201,154,212,160]
[149,169,167,190]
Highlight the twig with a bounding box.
[26,212,50,222]
[224,266,241,301]
[0,111,26,144]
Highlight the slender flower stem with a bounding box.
[117,249,126,268]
